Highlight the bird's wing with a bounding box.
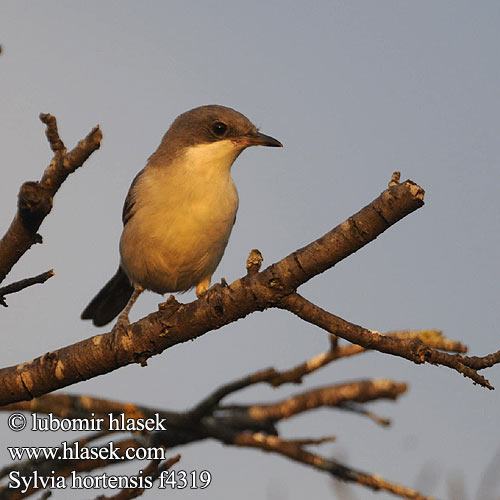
[122,168,146,226]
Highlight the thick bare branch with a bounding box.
[0,180,428,405]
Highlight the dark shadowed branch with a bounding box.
[0,356,427,500]
[231,433,431,500]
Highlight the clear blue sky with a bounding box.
[1,2,499,498]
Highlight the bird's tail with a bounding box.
[81,267,134,327]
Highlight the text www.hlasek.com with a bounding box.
[7,412,213,491]
[8,440,165,461]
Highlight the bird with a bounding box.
[81,104,282,328]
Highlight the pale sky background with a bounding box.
[1,2,500,499]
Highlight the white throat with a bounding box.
[181,139,243,176]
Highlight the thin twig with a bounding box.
[279,293,495,389]
[285,436,336,446]
[0,270,54,307]
[338,402,391,426]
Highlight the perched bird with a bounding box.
[82,105,282,327]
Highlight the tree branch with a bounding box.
[231,433,433,499]
[1,371,416,499]
[262,329,466,387]
[0,270,54,307]
[0,179,429,405]
[279,293,496,389]
[242,379,407,421]
[0,114,101,285]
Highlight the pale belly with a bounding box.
[119,173,238,294]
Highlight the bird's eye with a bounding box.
[212,122,227,136]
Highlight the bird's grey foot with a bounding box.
[112,311,130,333]
[112,285,143,332]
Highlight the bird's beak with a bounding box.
[235,132,283,148]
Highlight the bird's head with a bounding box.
[151,105,282,170]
